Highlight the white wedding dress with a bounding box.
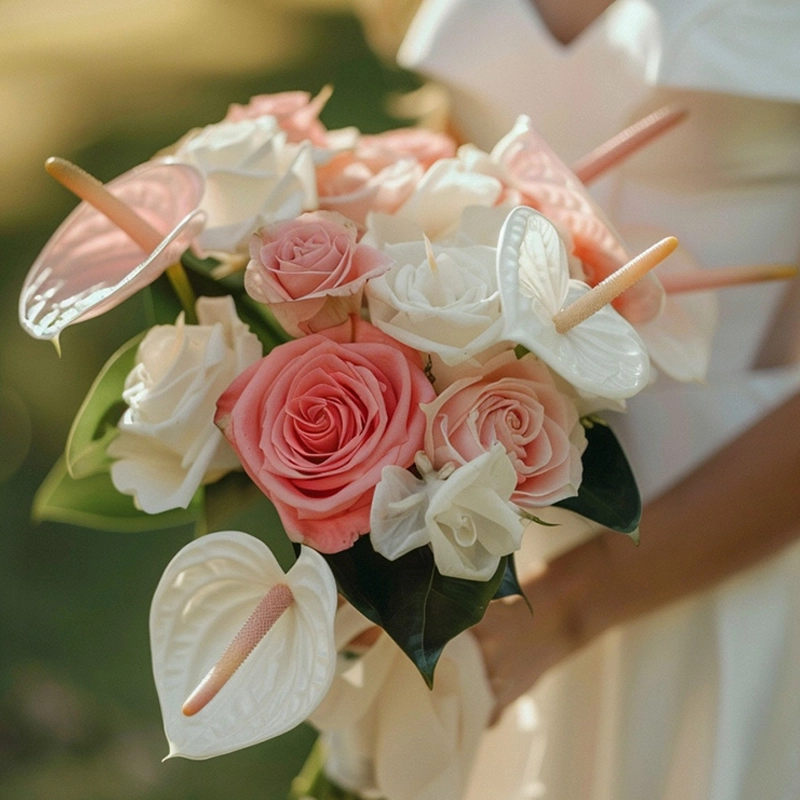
[398,1,800,798]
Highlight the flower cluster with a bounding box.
[21,89,708,793]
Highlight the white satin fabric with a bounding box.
[399,1,800,798]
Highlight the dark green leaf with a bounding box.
[143,272,185,326]
[556,419,641,535]
[493,554,530,608]
[33,456,203,533]
[204,471,296,570]
[180,249,292,350]
[324,538,506,687]
[65,333,144,479]
[233,294,293,351]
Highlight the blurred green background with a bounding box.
[0,2,420,797]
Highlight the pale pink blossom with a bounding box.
[224,90,329,145]
[359,127,456,169]
[422,350,587,508]
[245,211,392,336]
[316,134,431,226]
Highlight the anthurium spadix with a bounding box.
[150,531,338,760]
[19,159,205,341]
[497,207,662,401]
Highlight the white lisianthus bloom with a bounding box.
[370,446,524,581]
[108,296,262,514]
[366,240,505,367]
[170,116,318,253]
[310,603,493,800]
[151,531,338,759]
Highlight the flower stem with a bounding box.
[572,106,688,184]
[165,263,198,324]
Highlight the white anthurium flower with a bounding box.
[370,446,524,581]
[620,225,718,383]
[497,206,650,400]
[150,531,338,760]
[170,116,318,253]
[309,604,494,800]
[366,239,505,367]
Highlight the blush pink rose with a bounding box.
[422,351,587,508]
[359,128,457,170]
[244,211,392,336]
[216,318,436,553]
[224,90,329,145]
[316,137,427,226]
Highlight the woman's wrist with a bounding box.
[535,530,638,652]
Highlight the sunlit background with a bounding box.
[0,2,423,797]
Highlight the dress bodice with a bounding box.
[400,0,800,500]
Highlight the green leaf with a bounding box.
[324,538,506,687]
[65,333,144,479]
[204,472,296,570]
[555,419,641,535]
[142,272,185,326]
[233,293,293,352]
[180,249,292,351]
[493,554,530,608]
[33,456,203,533]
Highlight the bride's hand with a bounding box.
[474,389,800,722]
[470,555,597,720]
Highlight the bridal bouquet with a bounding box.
[20,89,725,798]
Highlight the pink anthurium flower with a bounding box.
[150,531,338,760]
[19,160,205,341]
[493,116,666,325]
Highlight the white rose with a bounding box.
[108,296,262,513]
[366,240,505,367]
[370,446,524,581]
[393,148,505,241]
[170,117,318,253]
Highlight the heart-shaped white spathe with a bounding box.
[620,225,718,383]
[496,206,650,401]
[150,531,338,760]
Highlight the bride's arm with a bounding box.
[473,388,800,713]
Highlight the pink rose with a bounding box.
[245,211,392,336]
[359,128,457,170]
[316,138,425,226]
[422,351,586,508]
[216,318,436,553]
[224,90,329,145]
